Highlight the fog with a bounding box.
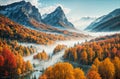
[21,38,90,63]
[84,31,120,37]
[20,37,91,78]
[20,31,120,78]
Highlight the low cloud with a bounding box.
[69,17,96,30]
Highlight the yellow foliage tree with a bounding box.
[81,51,88,64]
[39,62,85,79]
[93,58,100,70]
[17,68,21,75]
[98,58,115,79]
[89,65,97,72]
[73,68,86,79]
[112,57,120,79]
[26,60,33,71]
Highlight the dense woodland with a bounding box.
[0,14,89,45]
[0,39,36,56]
[0,32,36,78]
[33,50,48,60]
[64,34,120,65]
[0,46,33,78]
[39,33,120,79]
[53,44,67,55]
[0,15,65,45]
[39,62,86,79]
[1,12,120,79]
[0,1,120,79]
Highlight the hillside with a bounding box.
[39,33,120,79]
[0,14,65,45]
[85,8,120,32]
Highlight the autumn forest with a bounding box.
[0,0,120,79]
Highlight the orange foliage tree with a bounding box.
[86,70,101,79]
[0,46,33,77]
[39,62,86,79]
[98,58,115,79]
[0,55,4,66]
[1,47,17,77]
[112,57,120,79]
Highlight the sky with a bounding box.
[0,0,120,29]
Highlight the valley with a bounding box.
[0,0,120,79]
[18,32,118,79]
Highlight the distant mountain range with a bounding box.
[1,1,120,32]
[80,16,96,21]
[0,1,74,30]
[85,8,120,32]
[74,16,96,30]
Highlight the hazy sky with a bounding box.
[37,0,120,28]
[40,0,120,18]
[0,0,120,28]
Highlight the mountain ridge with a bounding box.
[0,1,42,27]
[42,6,75,29]
[85,8,120,32]
[0,1,75,30]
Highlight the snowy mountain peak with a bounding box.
[85,8,120,32]
[0,0,42,27]
[109,8,120,16]
[55,6,63,12]
[43,6,74,29]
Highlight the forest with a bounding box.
[0,15,120,79]
[0,1,120,79]
[40,34,120,79]
[0,45,33,78]
[0,15,65,45]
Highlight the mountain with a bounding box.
[42,6,75,29]
[0,14,66,45]
[0,1,75,31]
[84,16,105,31]
[0,1,66,32]
[0,14,89,43]
[0,1,42,28]
[85,8,120,32]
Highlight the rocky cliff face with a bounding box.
[43,6,75,29]
[0,1,42,27]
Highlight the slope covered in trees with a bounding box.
[0,47,33,78]
[0,14,65,45]
[0,14,89,45]
[64,33,120,65]
[62,33,120,79]
[39,33,120,79]
[0,39,36,56]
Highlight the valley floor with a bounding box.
[20,31,120,79]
